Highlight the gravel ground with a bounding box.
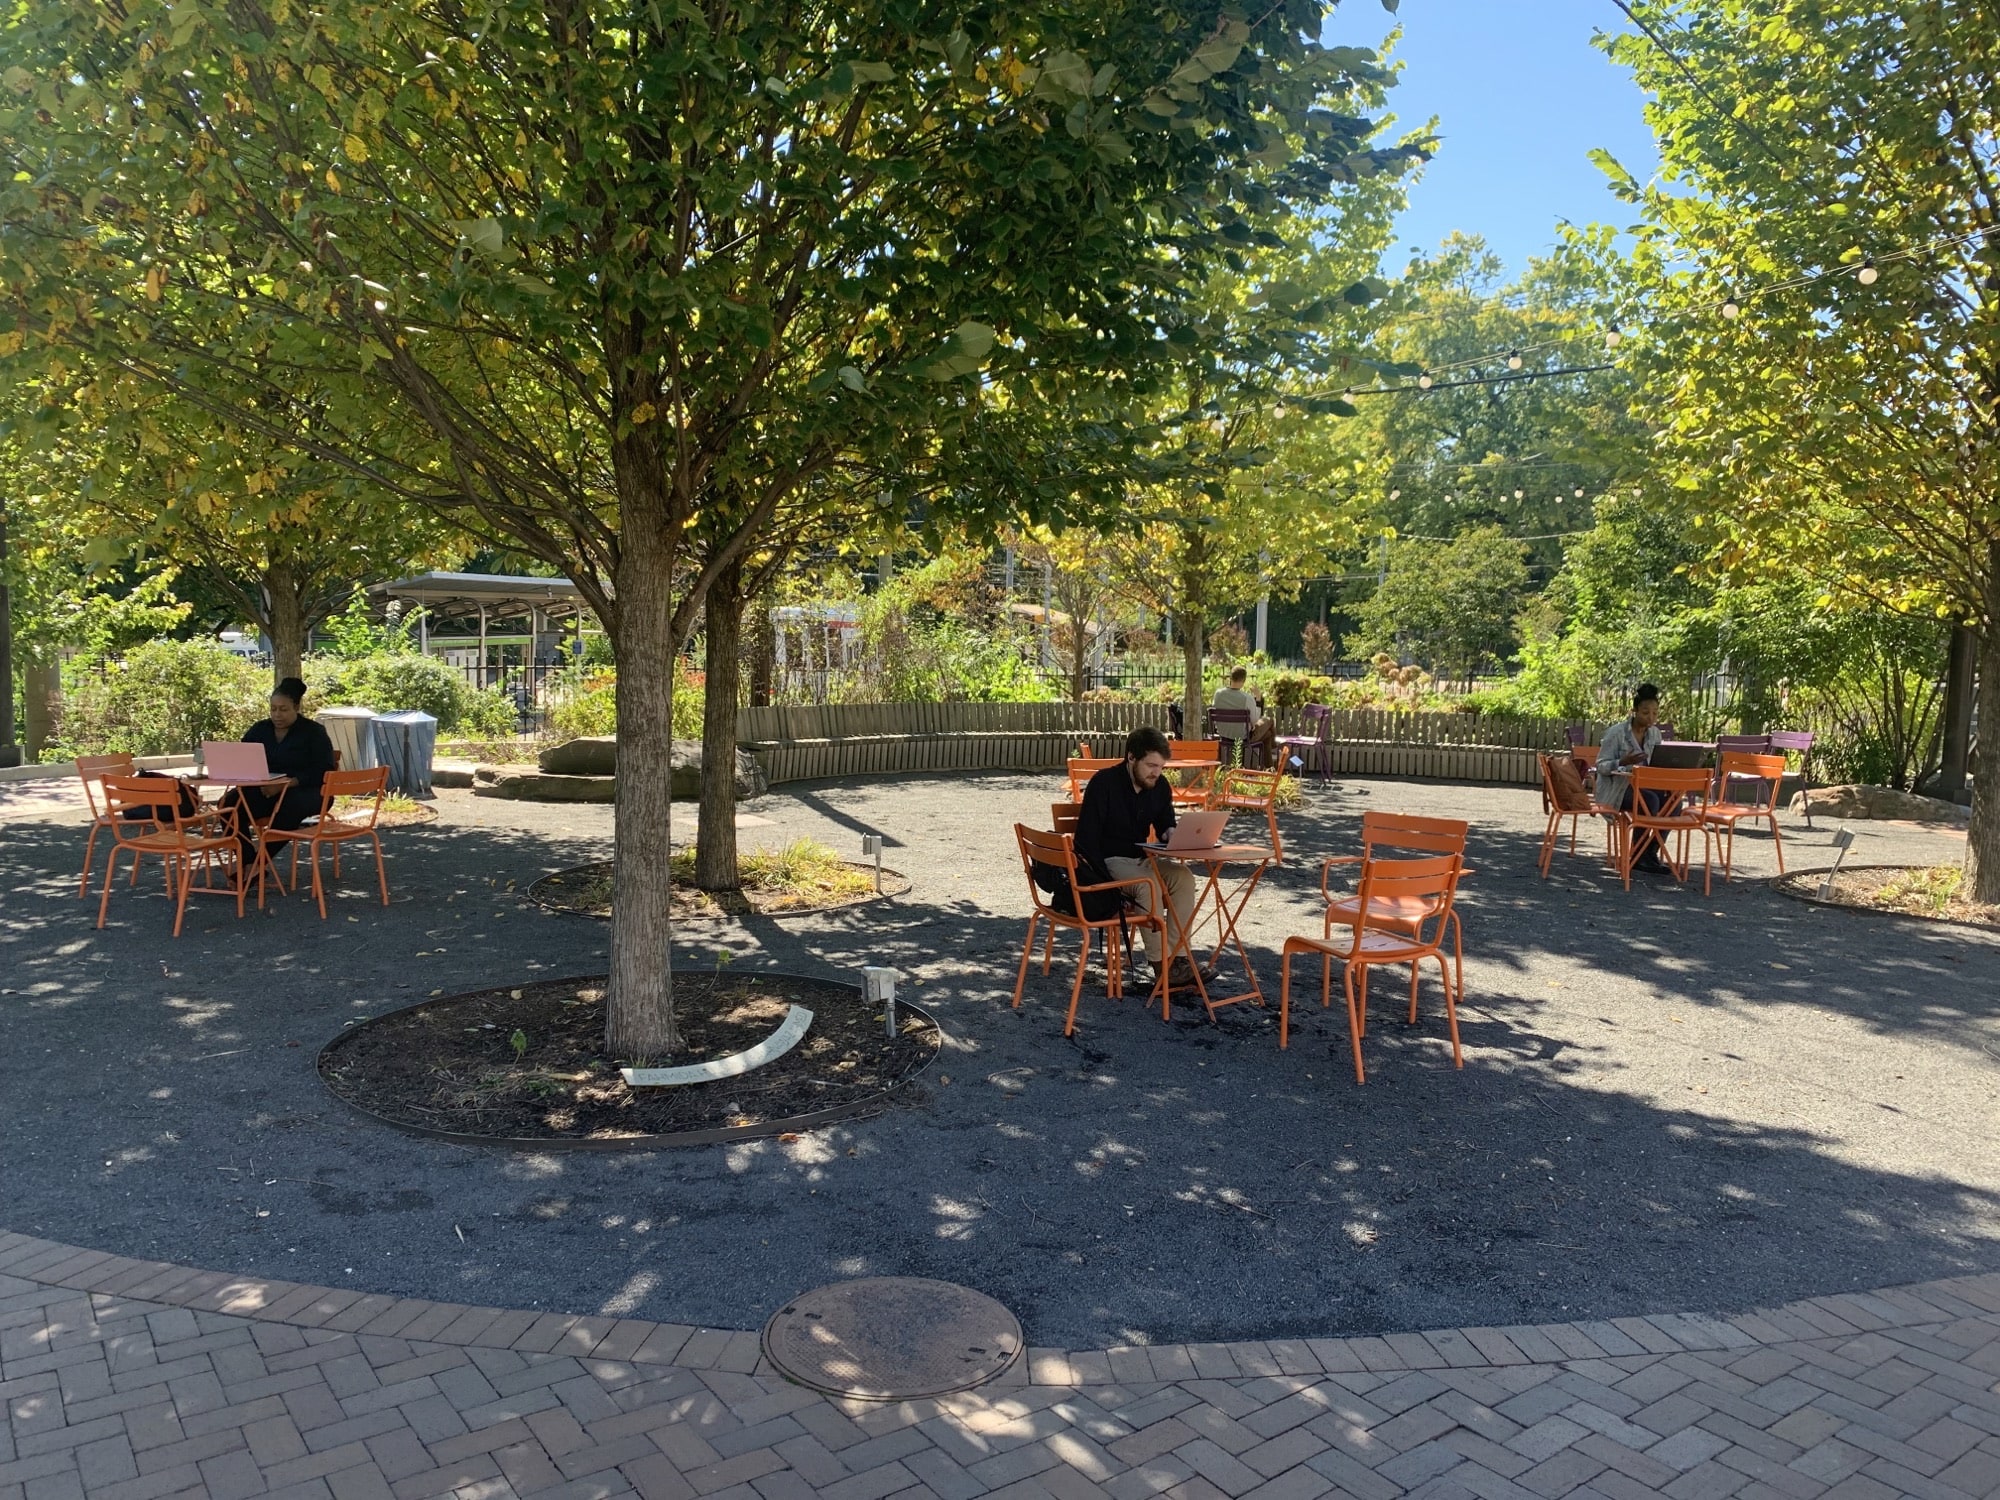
[3,769,1996,1350]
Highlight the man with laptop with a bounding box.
[1596,683,1672,874]
[1075,725,1206,985]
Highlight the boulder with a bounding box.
[472,765,616,802]
[671,741,768,802]
[1793,784,1970,824]
[539,736,618,776]
[475,740,767,803]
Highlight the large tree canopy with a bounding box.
[2,0,1415,1052]
[1602,0,2000,894]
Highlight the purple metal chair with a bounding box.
[1209,707,1263,768]
[1766,730,1816,827]
[1275,704,1333,785]
[1714,733,1773,802]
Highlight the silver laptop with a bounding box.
[1146,810,1228,852]
[201,740,273,783]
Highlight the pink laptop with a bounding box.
[201,740,273,783]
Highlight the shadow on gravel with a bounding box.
[3,800,1999,1349]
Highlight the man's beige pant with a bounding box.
[1103,856,1198,963]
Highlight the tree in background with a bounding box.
[3,0,1411,1056]
[75,396,465,682]
[1347,524,1530,684]
[1096,103,1424,728]
[1603,0,2000,894]
[1357,232,1651,571]
[1010,526,1124,702]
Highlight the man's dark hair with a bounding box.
[1229,666,1248,684]
[1126,725,1171,761]
[1633,683,1661,710]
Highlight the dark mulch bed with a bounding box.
[319,973,940,1143]
[528,859,910,922]
[1775,864,2000,930]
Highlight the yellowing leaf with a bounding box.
[629,401,656,425]
[342,134,369,164]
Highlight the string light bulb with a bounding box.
[1857,258,1879,285]
[1513,488,1524,500]
[1507,350,1523,370]
[1605,323,1623,349]
[1722,296,1741,319]
[1417,370,1433,389]
[1389,488,1401,500]
[1574,486,1585,497]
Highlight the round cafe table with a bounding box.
[1142,841,1274,1022]
[176,772,295,906]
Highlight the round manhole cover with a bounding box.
[761,1277,1023,1400]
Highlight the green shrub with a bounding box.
[306,652,519,736]
[543,660,706,741]
[56,639,269,757]
[1267,672,1314,710]
[548,667,619,739]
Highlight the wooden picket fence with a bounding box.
[736,702,1580,788]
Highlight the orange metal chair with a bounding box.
[264,767,392,918]
[1537,752,1621,878]
[75,752,137,897]
[1051,801,1081,837]
[1620,766,1716,894]
[1012,824,1164,1036]
[1321,812,1470,1002]
[1066,757,1121,803]
[1208,766,1285,862]
[1280,854,1465,1083]
[1166,739,1222,807]
[95,775,254,936]
[1701,751,1788,879]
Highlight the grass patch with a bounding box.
[670,838,878,910]
[532,837,899,921]
[1871,865,1964,916]
[1782,863,1999,928]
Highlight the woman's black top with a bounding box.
[242,716,337,799]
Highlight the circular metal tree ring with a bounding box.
[761,1277,1023,1400]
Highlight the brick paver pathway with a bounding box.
[5,1233,1999,1500]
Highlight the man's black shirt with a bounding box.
[1075,761,1177,872]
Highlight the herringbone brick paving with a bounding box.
[4,1235,1999,1498]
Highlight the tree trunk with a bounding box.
[1937,623,1977,803]
[1180,613,1204,739]
[696,554,744,892]
[23,660,59,762]
[1069,611,1089,702]
[0,499,16,766]
[265,563,309,684]
[605,521,681,1060]
[1968,547,2000,903]
[748,584,775,708]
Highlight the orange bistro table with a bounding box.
[178,772,295,905]
[1164,758,1222,808]
[1143,841,1275,1022]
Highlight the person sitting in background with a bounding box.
[224,676,337,847]
[1597,683,1668,873]
[1075,725,1200,985]
[1211,666,1277,766]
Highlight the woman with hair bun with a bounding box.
[227,675,337,840]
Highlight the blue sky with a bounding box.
[1321,0,1662,277]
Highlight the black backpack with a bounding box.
[1031,856,1129,922]
[118,770,204,822]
